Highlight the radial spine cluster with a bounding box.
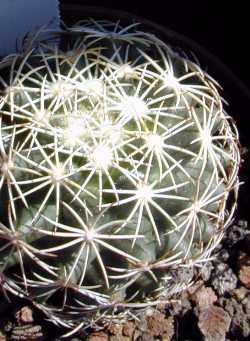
[0,20,240,330]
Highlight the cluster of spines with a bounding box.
[0,20,240,330]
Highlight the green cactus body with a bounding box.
[0,20,240,329]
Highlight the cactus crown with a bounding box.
[0,20,240,330]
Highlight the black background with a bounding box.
[60,0,249,89]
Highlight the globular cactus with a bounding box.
[0,20,240,330]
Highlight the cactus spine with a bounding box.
[0,20,240,330]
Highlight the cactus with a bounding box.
[0,20,240,330]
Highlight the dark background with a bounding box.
[60,0,249,89]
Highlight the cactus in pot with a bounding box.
[0,19,240,330]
